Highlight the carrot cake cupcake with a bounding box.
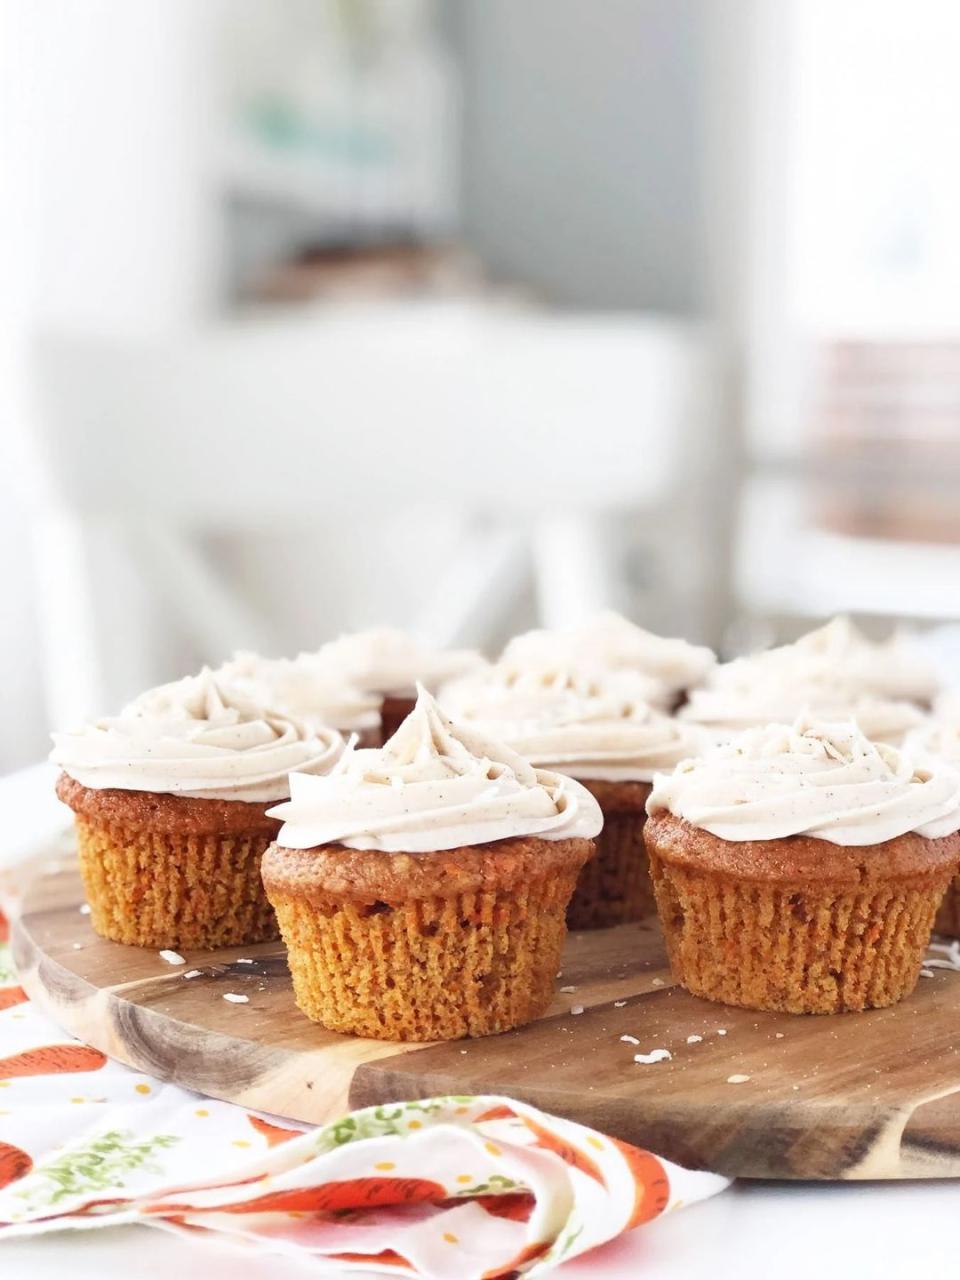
[316,628,486,740]
[51,669,344,949]
[262,687,602,1041]
[500,611,715,709]
[904,716,960,938]
[645,717,960,1014]
[441,666,703,927]
[217,650,381,744]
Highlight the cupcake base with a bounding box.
[935,876,960,939]
[57,775,280,950]
[566,780,653,930]
[646,813,959,1014]
[263,836,593,1041]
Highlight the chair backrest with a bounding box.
[31,305,710,524]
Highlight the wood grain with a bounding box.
[11,853,960,1180]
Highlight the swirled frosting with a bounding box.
[216,651,380,734]
[680,677,924,747]
[501,612,715,702]
[267,687,603,852]
[315,628,486,697]
[51,669,344,802]
[708,617,939,705]
[440,667,703,782]
[904,718,960,770]
[647,717,960,844]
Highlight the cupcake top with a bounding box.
[706,617,939,706]
[500,611,715,702]
[267,687,604,852]
[217,651,380,734]
[680,675,924,747]
[647,717,960,845]
[904,718,960,769]
[50,669,344,803]
[314,628,485,699]
[440,667,702,782]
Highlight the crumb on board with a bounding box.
[686,1034,703,1044]
[235,958,254,965]
[620,1034,640,1045]
[79,904,91,915]
[183,970,202,979]
[159,950,185,966]
[559,985,577,994]
[717,1028,727,1036]
[570,1005,584,1016]
[634,1049,672,1065]
[613,1000,627,1008]
[223,993,249,1004]
[727,1074,751,1085]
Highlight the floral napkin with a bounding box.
[0,891,728,1279]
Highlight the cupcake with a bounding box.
[262,688,601,1041]
[51,669,344,949]
[644,718,960,1014]
[217,651,381,744]
[905,716,960,938]
[316,628,486,741]
[501,611,715,709]
[441,666,702,928]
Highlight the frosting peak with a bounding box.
[267,687,603,852]
[500,612,714,702]
[315,628,485,697]
[51,668,344,803]
[647,717,960,845]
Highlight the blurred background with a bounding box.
[2,0,960,770]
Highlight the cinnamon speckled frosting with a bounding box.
[50,669,344,803]
[216,651,380,734]
[440,667,703,782]
[500,611,715,703]
[647,717,960,845]
[315,628,485,697]
[267,687,603,852]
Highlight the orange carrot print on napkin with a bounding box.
[0,987,28,1013]
[0,1045,108,1078]
[0,1144,32,1191]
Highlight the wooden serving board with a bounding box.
[12,848,960,1181]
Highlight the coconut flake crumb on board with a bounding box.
[620,1034,640,1045]
[717,1028,728,1036]
[727,1074,751,1084]
[613,1000,627,1008]
[159,950,185,966]
[235,958,254,965]
[686,1034,703,1044]
[223,993,249,1004]
[570,1005,584,1016]
[79,904,91,915]
[634,1049,672,1065]
[183,970,202,979]
[559,985,578,994]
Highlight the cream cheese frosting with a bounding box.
[440,667,703,782]
[500,612,715,702]
[647,717,960,845]
[706,617,939,706]
[267,687,603,852]
[904,718,960,770]
[315,628,486,698]
[51,669,344,803]
[679,678,924,747]
[216,651,380,733]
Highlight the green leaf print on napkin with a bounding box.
[18,1130,180,1209]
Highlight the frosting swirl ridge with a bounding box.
[316,628,485,697]
[216,651,380,733]
[647,717,960,845]
[51,669,344,802]
[441,668,702,782]
[267,688,603,852]
[501,612,714,702]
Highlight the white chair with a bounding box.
[28,304,717,725]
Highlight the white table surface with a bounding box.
[2,765,958,1278]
